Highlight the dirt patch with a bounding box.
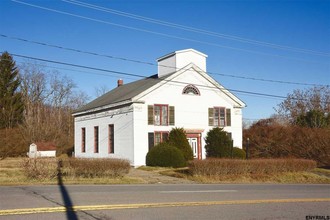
[127,168,195,184]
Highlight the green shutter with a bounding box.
[169,106,175,125]
[148,105,154,125]
[208,108,214,126]
[226,108,231,126]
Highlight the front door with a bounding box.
[187,137,198,159]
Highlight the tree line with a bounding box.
[244,86,330,166]
[0,51,88,158]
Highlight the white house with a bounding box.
[73,49,246,166]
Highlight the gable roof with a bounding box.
[73,74,170,115]
[35,142,57,151]
[73,63,246,116]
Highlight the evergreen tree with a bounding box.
[205,127,232,158]
[167,127,194,162]
[0,52,24,128]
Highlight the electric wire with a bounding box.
[4,51,330,105]
[11,0,330,63]
[63,0,330,57]
[1,34,328,87]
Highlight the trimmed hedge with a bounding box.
[21,158,130,180]
[189,158,317,176]
[146,142,186,168]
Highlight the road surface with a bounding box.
[0,184,329,219]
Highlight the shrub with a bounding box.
[232,147,246,159]
[146,142,186,168]
[167,128,193,162]
[66,158,130,178]
[205,127,232,158]
[21,158,131,180]
[244,119,330,166]
[189,158,317,176]
[21,158,58,180]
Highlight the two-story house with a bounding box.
[73,49,246,166]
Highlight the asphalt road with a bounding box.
[0,184,329,220]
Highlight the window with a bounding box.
[108,124,114,154]
[183,84,200,95]
[154,105,168,125]
[154,131,169,145]
[148,105,175,126]
[208,107,231,127]
[148,131,169,150]
[81,127,86,153]
[94,126,99,153]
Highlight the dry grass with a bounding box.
[189,172,330,184]
[0,157,27,185]
[0,157,329,185]
[0,157,138,185]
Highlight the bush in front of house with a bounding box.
[232,147,246,159]
[146,142,186,168]
[205,127,232,158]
[188,158,317,176]
[167,127,194,162]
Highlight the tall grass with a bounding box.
[189,158,317,176]
[22,158,130,180]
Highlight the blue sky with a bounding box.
[1,0,329,122]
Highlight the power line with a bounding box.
[4,51,330,105]
[63,0,330,57]
[11,0,329,63]
[1,34,328,87]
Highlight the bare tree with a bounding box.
[19,62,89,155]
[94,84,110,97]
[276,86,330,125]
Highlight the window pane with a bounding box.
[154,106,160,125]
[109,124,114,154]
[155,133,161,145]
[81,128,86,153]
[220,108,225,127]
[161,106,168,125]
[94,126,99,153]
[214,108,219,126]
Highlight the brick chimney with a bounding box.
[117,79,123,87]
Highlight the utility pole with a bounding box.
[246,138,250,160]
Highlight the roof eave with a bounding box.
[72,99,134,117]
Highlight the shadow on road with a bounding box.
[57,160,79,220]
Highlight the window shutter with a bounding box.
[226,108,231,126]
[148,132,154,151]
[169,106,175,125]
[208,108,214,126]
[148,105,154,125]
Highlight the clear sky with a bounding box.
[1,0,329,122]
